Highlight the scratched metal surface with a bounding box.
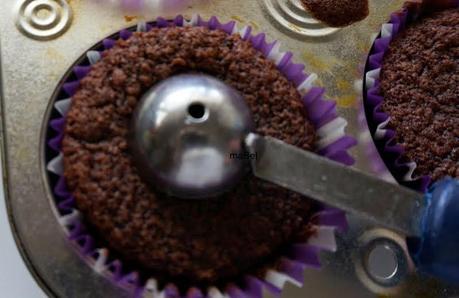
[1,0,458,297]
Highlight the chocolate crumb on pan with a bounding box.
[62,26,318,289]
[301,0,369,27]
[379,8,459,182]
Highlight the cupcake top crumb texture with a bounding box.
[380,8,459,181]
[301,0,369,27]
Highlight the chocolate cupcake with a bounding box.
[301,0,369,27]
[64,25,318,287]
[365,3,459,191]
[47,16,355,297]
[380,9,458,181]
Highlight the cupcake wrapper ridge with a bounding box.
[46,15,356,298]
[363,0,459,192]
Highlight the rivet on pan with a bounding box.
[15,0,73,41]
[261,0,340,37]
[353,228,415,295]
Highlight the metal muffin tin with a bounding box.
[1,0,458,297]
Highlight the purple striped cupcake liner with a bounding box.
[357,105,398,184]
[363,0,459,193]
[45,15,356,297]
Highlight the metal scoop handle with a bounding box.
[245,133,425,236]
[245,133,459,284]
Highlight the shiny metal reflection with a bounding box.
[130,74,254,199]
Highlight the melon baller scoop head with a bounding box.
[130,73,459,285]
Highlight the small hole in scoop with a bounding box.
[188,102,206,120]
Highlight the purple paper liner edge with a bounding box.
[46,15,355,298]
[363,1,459,193]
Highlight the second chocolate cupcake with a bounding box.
[365,2,458,192]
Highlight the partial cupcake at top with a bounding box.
[365,2,458,192]
[301,0,369,27]
[47,16,355,297]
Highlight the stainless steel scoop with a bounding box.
[130,74,459,284]
[130,73,254,198]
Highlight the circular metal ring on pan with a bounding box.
[261,0,340,37]
[15,0,73,41]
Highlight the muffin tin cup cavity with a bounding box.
[363,0,459,193]
[46,15,356,297]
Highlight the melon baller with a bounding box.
[131,73,459,285]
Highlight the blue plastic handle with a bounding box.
[411,177,459,284]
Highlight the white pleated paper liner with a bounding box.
[363,0,459,193]
[46,15,356,297]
